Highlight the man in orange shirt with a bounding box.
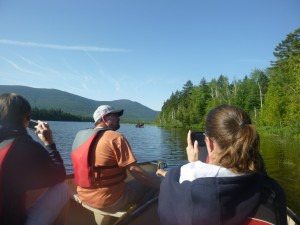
[74,105,160,212]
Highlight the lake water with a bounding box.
[29,121,300,215]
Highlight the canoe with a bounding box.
[25,159,300,225]
[26,160,166,225]
[135,123,144,128]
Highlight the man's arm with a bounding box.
[126,162,160,189]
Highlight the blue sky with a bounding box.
[0,1,299,111]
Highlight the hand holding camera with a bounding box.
[186,131,208,163]
[186,130,200,163]
[28,119,39,131]
[28,119,54,146]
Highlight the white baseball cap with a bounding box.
[93,105,124,122]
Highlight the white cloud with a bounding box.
[19,55,60,75]
[0,56,38,75]
[85,52,121,92]
[0,39,131,52]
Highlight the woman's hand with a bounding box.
[156,169,168,177]
[186,130,200,162]
[35,120,54,146]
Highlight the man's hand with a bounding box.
[156,169,167,177]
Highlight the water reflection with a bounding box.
[119,125,188,167]
[260,134,300,215]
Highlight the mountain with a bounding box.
[0,85,160,122]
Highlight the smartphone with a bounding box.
[28,119,38,130]
[191,131,206,146]
[191,131,208,162]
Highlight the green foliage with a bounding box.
[157,28,300,137]
[156,70,268,130]
[262,28,300,133]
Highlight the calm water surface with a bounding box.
[29,121,300,215]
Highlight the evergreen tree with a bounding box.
[263,28,300,132]
[157,28,300,136]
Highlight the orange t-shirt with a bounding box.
[77,130,137,208]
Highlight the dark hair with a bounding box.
[0,93,31,127]
[205,104,265,173]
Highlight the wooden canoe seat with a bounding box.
[73,194,136,225]
[73,194,127,218]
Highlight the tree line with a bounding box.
[156,28,300,137]
[31,107,92,122]
[30,107,147,124]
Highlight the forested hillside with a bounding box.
[0,86,159,123]
[156,28,300,137]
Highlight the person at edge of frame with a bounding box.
[156,104,288,225]
[0,93,69,225]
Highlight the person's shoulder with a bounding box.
[103,130,124,139]
[104,129,120,135]
[12,133,45,153]
[14,132,34,143]
[262,174,285,195]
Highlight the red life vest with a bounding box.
[0,138,16,218]
[71,128,121,188]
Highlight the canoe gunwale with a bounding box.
[287,207,300,225]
